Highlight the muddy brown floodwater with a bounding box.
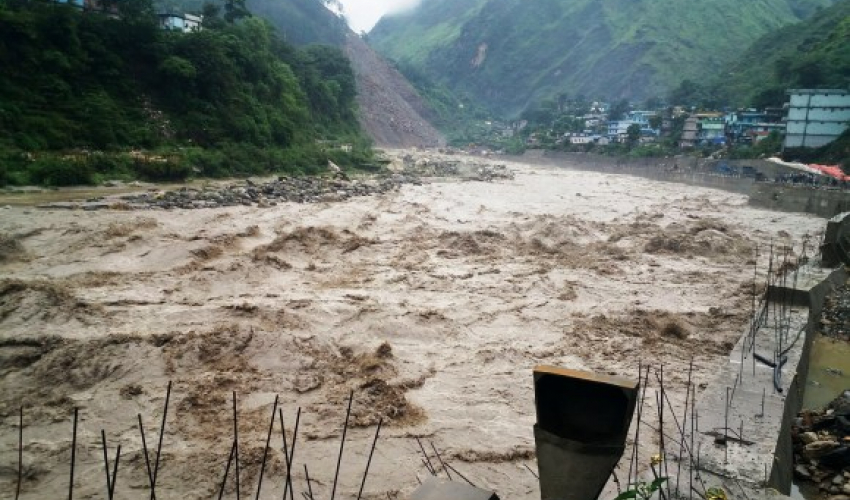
[0,153,827,500]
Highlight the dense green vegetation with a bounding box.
[0,0,371,186]
[369,0,838,116]
[720,0,850,107]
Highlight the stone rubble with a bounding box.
[34,158,515,211]
[821,285,850,341]
[793,390,850,498]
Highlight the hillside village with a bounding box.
[476,89,850,163]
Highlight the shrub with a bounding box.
[133,158,192,182]
[29,157,94,186]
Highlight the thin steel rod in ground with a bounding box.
[523,463,538,480]
[101,431,113,498]
[110,445,121,500]
[284,408,302,500]
[100,431,121,500]
[356,418,384,500]
[689,386,695,500]
[279,408,294,500]
[138,414,156,497]
[652,373,695,459]
[446,463,477,487]
[657,368,671,500]
[611,469,623,495]
[218,441,237,500]
[331,390,354,500]
[430,442,452,480]
[255,395,279,500]
[233,391,241,500]
[415,437,436,476]
[16,406,22,500]
[627,365,648,486]
[304,465,313,500]
[676,359,694,497]
[649,463,668,500]
[150,380,172,500]
[68,407,78,500]
[724,388,730,463]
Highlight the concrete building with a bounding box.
[158,13,203,32]
[680,117,698,148]
[784,89,850,149]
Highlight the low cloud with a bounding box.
[338,0,423,32]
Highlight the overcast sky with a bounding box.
[337,0,422,33]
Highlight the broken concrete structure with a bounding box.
[532,367,638,500]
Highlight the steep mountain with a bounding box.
[720,0,850,107]
[245,0,444,146]
[369,0,839,116]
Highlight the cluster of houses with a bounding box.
[523,89,850,151]
[54,0,202,33]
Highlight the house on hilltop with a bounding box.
[158,12,203,32]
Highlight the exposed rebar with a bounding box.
[150,380,172,500]
[68,407,78,500]
[430,442,452,480]
[331,390,354,500]
[255,395,279,500]
[356,419,384,500]
[16,406,23,500]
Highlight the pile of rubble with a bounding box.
[38,174,422,211]
[398,155,515,181]
[793,390,850,498]
[821,286,850,341]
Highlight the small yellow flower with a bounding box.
[650,454,663,466]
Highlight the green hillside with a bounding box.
[719,0,850,107]
[0,0,369,186]
[369,0,838,116]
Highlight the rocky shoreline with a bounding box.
[30,158,515,211]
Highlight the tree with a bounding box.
[224,0,250,24]
[609,99,629,121]
[648,115,662,131]
[626,123,641,146]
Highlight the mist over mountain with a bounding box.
[369,0,839,116]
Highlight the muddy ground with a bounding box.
[0,153,826,500]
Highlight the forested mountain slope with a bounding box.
[369,0,838,115]
[720,0,850,107]
[0,1,366,184]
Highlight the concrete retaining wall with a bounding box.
[513,151,850,219]
[750,184,850,218]
[689,265,848,497]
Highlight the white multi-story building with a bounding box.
[158,13,203,33]
[784,89,850,149]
